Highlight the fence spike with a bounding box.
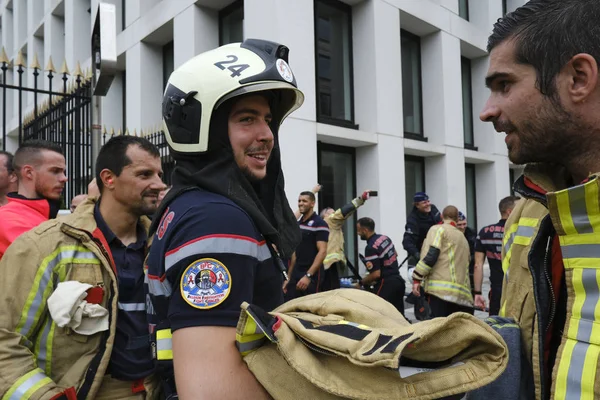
[125,128,130,136]
[110,127,115,135]
[103,125,107,134]
[15,50,26,68]
[45,56,56,73]
[0,47,9,64]
[30,53,41,70]
[86,67,93,80]
[60,59,70,75]
[73,61,83,78]
[117,128,122,136]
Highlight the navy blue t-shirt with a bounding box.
[475,219,506,288]
[295,212,329,272]
[145,190,283,333]
[364,234,400,279]
[94,202,153,381]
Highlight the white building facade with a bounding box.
[0,0,528,272]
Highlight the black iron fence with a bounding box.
[1,49,174,208]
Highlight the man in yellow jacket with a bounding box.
[412,205,473,317]
[0,136,165,399]
[479,1,600,398]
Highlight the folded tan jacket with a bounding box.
[236,289,508,400]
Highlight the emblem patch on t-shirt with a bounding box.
[180,258,231,309]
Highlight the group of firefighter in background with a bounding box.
[0,0,599,398]
[288,182,519,322]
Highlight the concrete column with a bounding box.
[65,0,91,70]
[244,0,316,122]
[44,13,65,91]
[173,4,218,69]
[426,147,467,213]
[475,156,511,228]
[356,135,407,275]
[126,42,162,132]
[353,0,402,136]
[101,72,123,133]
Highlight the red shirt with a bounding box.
[0,196,52,259]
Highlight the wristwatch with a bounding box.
[305,272,312,278]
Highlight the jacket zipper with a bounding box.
[296,335,336,356]
[544,236,556,333]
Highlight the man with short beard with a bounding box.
[479,0,600,398]
[146,39,303,399]
[0,136,166,399]
[0,140,67,259]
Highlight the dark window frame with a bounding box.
[317,141,358,270]
[459,0,469,20]
[509,168,516,196]
[461,56,477,150]
[162,41,174,91]
[502,0,508,16]
[465,163,478,230]
[401,29,425,139]
[219,0,244,46]
[404,155,426,215]
[314,0,358,130]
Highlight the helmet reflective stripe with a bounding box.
[162,39,304,154]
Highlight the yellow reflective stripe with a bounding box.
[427,280,472,297]
[432,228,444,248]
[2,368,52,400]
[581,344,600,400]
[15,246,99,337]
[156,329,173,360]
[586,181,600,233]
[554,339,576,400]
[499,301,507,317]
[517,217,539,227]
[448,246,456,283]
[338,320,370,330]
[235,310,267,356]
[567,268,586,340]
[513,235,532,246]
[414,260,431,277]
[561,233,600,246]
[556,189,578,235]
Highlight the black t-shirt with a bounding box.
[364,234,400,279]
[94,202,153,381]
[146,190,283,333]
[295,212,329,271]
[475,219,507,287]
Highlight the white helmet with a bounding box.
[162,39,305,154]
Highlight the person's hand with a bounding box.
[474,294,486,310]
[282,280,289,293]
[312,184,322,193]
[352,282,361,289]
[296,276,311,291]
[361,190,372,201]
[412,282,421,297]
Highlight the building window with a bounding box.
[317,142,357,273]
[459,0,469,20]
[162,41,174,90]
[461,57,475,148]
[465,164,477,230]
[404,156,425,216]
[315,0,355,128]
[219,0,243,46]
[401,30,423,139]
[502,0,508,16]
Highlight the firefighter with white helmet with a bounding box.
[145,39,304,398]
